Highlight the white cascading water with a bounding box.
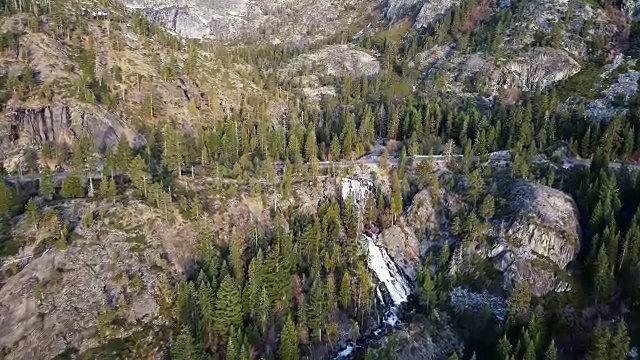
[340,177,412,325]
[332,178,413,359]
[365,233,412,325]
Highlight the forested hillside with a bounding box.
[0,0,639,359]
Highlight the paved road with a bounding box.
[5,151,640,186]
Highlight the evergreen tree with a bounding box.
[587,321,611,360]
[610,320,630,360]
[308,277,325,343]
[479,194,495,221]
[61,174,84,198]
[593,245,611,300]
[339,272,352,311]
[25,198,38,229]
[545,339,558,360]
[172,326,197,360]
[213,275,243,339]
[128,155,149,198]
[390,173,403,224]
[280,314,299,360]
[39,167,54,200]
[0,182,15,217]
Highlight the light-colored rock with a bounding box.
[460,48,581,93]
[0,104,145,159]
[0,201,174,360]
[376,223,422,280]
[488,181,581,296]
[414,0,460,28]
[385,0,422,19]
[622,0,640,20]
[281,44,380,82]
[117,0,372,42]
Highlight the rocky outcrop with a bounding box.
[0,201,174,360]
[280,44,380,95]
[385,0,422,19]
[117,0,371,42]
[0,104,144,157]
[414,0,460,29]
[622,0,640,21]
[376,223,422,281]
[282,44,380,80]
[487,182,581,296]
[459,48,581,93]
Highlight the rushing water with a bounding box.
[330,233,414,359]
[332,178,414,359]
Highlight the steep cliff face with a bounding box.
[459,48,581,93]
[486,181,581,296]
[376,223,422,281]
[117,0,373,42]
[414,0,460,29]
[0,104,144,157]
[385,0,422,19]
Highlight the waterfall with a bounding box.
[330,178,413,359]
[365,233,412,326]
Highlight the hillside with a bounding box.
[0,0,640,359]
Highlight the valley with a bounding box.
[0,0,640,359]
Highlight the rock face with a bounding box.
[487,181,581,296]
[376,223,422,281]
[0,201,173,360]
[117,0,372,42]
[459,48,581,93]
[282,44,380,80]
[0,104,144,157]
[280,44,380,97]
[414,0,460,28]
[385,0,421,19]
[622,0,640,20]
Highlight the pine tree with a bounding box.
[610,320,630,360]
[479,194,495,221]
[128,155,149,198]
[172,326,197,360]
[545,339,558,360]
[229,233,245,283]
[61,174,84,198]
[587,321,611,360]
[308,277,325,343]
[593,245,611,300]
[0,182,15,217]
[419,261,435,308]
[39,167,54,200]
[497,334,512,360]
[245,250,264,318]
[339,272,352,311]
[390,173,403,224]
[213,275,243,339]
[25,198,38,229]
[280,314,299,360]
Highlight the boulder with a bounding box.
[488,181,581,296]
